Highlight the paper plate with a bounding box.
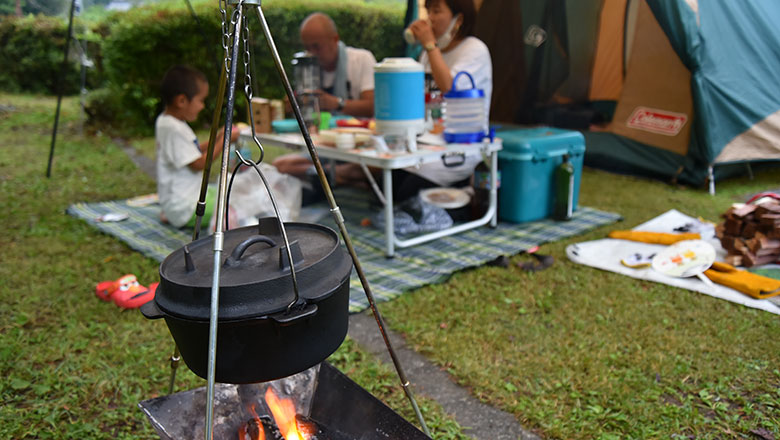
[651,239,716,278]
[419,188,471,209]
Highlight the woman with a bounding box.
[396,0,492,202]
[408,0,492,102]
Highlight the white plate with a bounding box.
[419,188,471,209]
[651,239,716,278]
[317,129,371,147]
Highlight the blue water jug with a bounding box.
[443,71,487,143]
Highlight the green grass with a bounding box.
[0,94,463,439]
[380,170,780,438]
[1,93,778,439]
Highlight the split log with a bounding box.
[724,218,743,235]
[732,204,758,217]
[717,200,780,267]
[743,251,779,268]
[725,254,743,267]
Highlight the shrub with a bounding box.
[93,0,404,135]
[0,15,103,94]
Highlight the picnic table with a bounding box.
[239,130,502,257]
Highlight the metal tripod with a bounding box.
[45,0,77,178]
[46,0,212,177]
[166,0,432,438]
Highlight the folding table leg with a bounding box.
[383,169,394,258]
[490,150,498,227]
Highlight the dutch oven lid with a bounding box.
[156,218,352,321]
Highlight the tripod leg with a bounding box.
[204,4,245,439]
[166,64,228,398]
[254,5,431,437]
[46,0,77,178]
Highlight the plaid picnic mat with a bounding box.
[68,189,621,313]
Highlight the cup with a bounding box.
[384,134,407,153]
[335,133,356,150]
[403,28,417,45]
[319,111,332,132]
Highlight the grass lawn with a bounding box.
[1,93,778,439]
[0,94,463,439]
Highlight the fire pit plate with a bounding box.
[139,362,430,440]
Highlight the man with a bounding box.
[299,12,376,117]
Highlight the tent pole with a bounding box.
[77,39,88,137]
[708,165,715,196]
[45,0,77,178]
[181,0,220,74]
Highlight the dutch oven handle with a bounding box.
[140,300,163,320]
[223,235,278,267]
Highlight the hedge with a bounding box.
[0,15,103,94]
[93,0,405,135]
[0,0,404,134]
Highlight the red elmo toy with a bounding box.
[95,274,157,309]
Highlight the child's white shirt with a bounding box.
[155,113,202,227]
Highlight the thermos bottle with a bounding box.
[554,154,574,221]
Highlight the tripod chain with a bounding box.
[219,0,233,74]
[238,7,265,166]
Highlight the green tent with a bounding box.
[475,0,780,190]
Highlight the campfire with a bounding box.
[238,388,317,440]
[139,362,430,440]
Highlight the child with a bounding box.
[155,65,240,228]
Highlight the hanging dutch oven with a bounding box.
[141,217,352,384]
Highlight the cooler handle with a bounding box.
[533,148,576,161]
[450,71,477,92]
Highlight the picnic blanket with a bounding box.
[68,189,621,313]
[566,209,780,315]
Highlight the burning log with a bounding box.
[238,404,267,440]
[139,363,430,440]
[265,387,308,440]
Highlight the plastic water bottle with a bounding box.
[554,154,574,221]
[470,161,500,220]
[443,71,487,143]
[425,90,444,134]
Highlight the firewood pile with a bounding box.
[716,198,780,267]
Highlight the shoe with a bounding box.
[113,282,157,309]
[95,274,137,301]
[95,275,157,309]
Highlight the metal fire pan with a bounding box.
[138,362,430,440]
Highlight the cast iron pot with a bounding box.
[141,218,352,384]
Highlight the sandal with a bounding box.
[517,247,555,272]
[95,275,157,309]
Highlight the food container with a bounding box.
[374,58,425,149]
[443,71,487,143]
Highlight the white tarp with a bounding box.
[566,209,780,315]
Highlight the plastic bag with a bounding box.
[371,196,453,235]
[226,163,303,224]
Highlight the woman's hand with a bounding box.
[409,19,436,48]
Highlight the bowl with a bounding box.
[272,119,301,133]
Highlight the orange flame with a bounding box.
[264,387,307,440]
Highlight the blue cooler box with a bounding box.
[497,127,585,223]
